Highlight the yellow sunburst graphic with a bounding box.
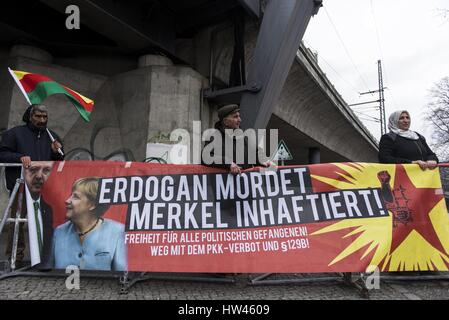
[310,162,449,271]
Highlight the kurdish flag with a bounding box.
[8,68,94,122]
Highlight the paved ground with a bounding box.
[1,269,449,300]
[2,212,449,301]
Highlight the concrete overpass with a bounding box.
[0,0,378,165]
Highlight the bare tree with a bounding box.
[438,8,449,18]
[425,77,449,161]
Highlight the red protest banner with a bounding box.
[27,161,449,272]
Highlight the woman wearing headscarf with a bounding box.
[52,177,127,271]
[378,110,438,170]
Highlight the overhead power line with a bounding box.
[369,0,400,109]
[306,46,361,96]
[324,6,374,97]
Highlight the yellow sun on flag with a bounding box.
[310,163,449,272]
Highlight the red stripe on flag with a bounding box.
[63,86,94,113]
[19,73,53,93]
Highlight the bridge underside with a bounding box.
[0,0,378,165]
[269,45,378,164]
[267,115,349,164]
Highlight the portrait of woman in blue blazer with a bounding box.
[52,177,127,271]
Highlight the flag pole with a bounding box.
[8,67,64,156]
[46,128,64,156]
[8,67,31,105]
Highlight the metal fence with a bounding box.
[0,163,448,297]
[439,165,449,210]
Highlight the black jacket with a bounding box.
[36,197,54,270]
[202,122,269,170]
[378,132,438,164]
[0,123,64,190]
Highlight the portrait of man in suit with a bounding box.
[24,161,54,269]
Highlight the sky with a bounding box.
[303,0,449,142]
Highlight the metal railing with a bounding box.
[0,164,24,271]
[0,162,448,294]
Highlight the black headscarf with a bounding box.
[22,104,47,131]
[22,105,33,123]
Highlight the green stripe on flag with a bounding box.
[66,95,91,122]
[27,81,67,103]
[26,81,91,122]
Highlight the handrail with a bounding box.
[2,162,446,167]
[0,163,23,167]
[0,162,448,167]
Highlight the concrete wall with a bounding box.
[0,17,382,219]
[2,45,106,135]
[8,58,106,138]
[147,66,208,138]
[62,80,124,161]
[0,14,379,166]
[54,53,137,77]
[192,17,378,163]
[0,47,13,217]
[1,45,212,163]
[0,47,14,133]
[63,62,211,162]
[274,59,378,162]
[193,19,259,87]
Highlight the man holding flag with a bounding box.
[0,104,64,267]
[0,67,94,268]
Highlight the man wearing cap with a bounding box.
[202,103,274,174]
[0,104,63,267]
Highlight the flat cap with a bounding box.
[218,104,240,120]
